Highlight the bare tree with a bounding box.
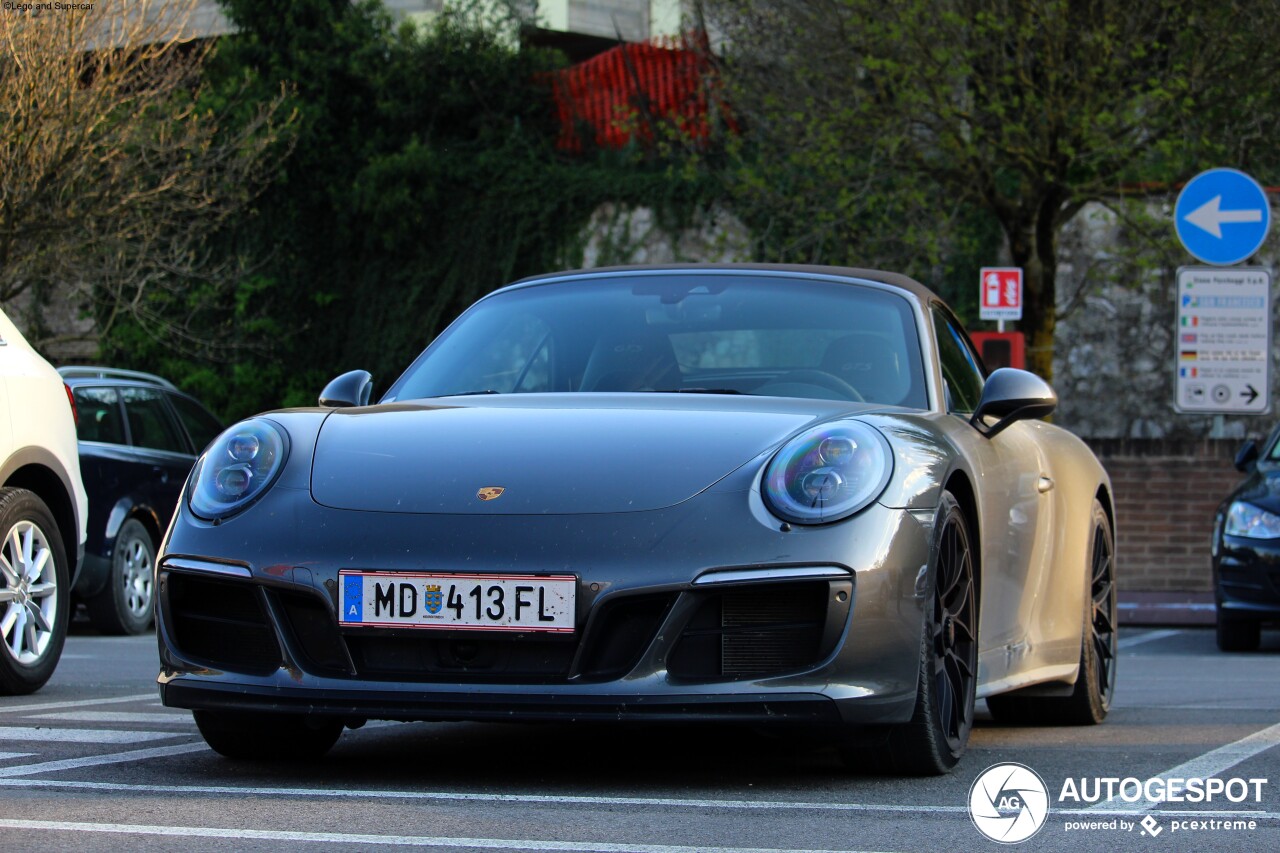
[0,0,291,357]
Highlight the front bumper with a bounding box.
[157,483,934,727]
[1215,535,1280,620]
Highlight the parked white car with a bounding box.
[0,308,88,694]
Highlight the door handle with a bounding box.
[1037,476,1054,494]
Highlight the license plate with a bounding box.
[338,571,576,633]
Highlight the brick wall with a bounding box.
[1086,439,1246,593]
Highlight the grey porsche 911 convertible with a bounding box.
[156,264,1116,775]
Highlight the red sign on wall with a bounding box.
[969,332,1026,371]
[979,267,1023,321]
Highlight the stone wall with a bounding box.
[576,203,750,267]
[1052,199,1279,440]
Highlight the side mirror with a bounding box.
[1234,440,1259,473]
[319,370,373,408]
[970,368,1057,438]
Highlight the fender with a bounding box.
[0,445,84,583]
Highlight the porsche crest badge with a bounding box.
[477,486,505,501]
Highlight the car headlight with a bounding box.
[763,420,893,524]
[189,418,289,520]
[1224,501,1280,539]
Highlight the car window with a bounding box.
[72,386,126,445]
[932,307,985,413]
[168,393,222,453]
[429,314,554,394]
[121,386,187,453]
[389,276,929,408]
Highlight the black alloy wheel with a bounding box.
[1088,506,1117,710]
[843,490,976,775]
[932,497,978,753]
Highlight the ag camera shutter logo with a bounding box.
[969,762,1050,843]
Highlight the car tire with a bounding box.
[194,710,344,760]
[842,490,977,775]
[987,499,1116,725]
[1215,613,1260,652]
[86,518,156,636]
[0,487,70,695]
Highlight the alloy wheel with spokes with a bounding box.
[1,518,58,665]
[842,490,977,775]
[1089,510,1117,713]
[88,518,157,635]
[932,503,977,753]
[0,487,69,695]
[121,535,154,619]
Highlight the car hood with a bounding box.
[310,394,873,514]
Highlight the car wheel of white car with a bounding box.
[987,499,1116,725]
[0,487,70,695]
[843,490,977,775]
[87,518,155,635]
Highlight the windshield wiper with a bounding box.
[667,388,748,395]
[440,389,502,397]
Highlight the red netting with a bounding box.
[548,33,731,153]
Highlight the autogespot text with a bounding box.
[1059,776,1268,804]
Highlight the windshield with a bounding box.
[386,273,928,408]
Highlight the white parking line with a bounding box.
[1117,629,1181,650]
[0,820,876,853]
[0,727,183,745]
[1090,719,1280,813]
[27,711,194,726]
[0,752,33,761]
[0,693,156,715]
[0,742,207,778]
[0,778,1275,821]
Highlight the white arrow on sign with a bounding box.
[1184,194,1264,238]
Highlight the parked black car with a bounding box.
[59,368,222,634]
[1212,429,1280,651]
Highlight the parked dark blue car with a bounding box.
[1213,429,1280,650]
[59,368,222,634]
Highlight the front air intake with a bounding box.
[164,572,280,676]
[668,582,830,680]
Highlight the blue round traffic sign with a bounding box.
[1175,168,1271,266]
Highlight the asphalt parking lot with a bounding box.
[0,625,1275,852]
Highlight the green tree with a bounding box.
[99,0,718,419]
[703,0,1280,377]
